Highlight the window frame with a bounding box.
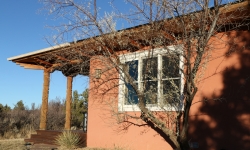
[118,46,184,112]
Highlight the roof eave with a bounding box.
[7,43,71,61]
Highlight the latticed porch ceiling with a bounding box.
[7,42,92,76]
[7,24,176,77]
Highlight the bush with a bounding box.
[0,98,66,139]
[55,131,81,149]
[47,99,65,130]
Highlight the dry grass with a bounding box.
[76,148,125,150]
[0,139,26,150]
[59,147,125,150]
[58,147,125,150]
[0,139,126,150]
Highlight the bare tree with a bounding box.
[39,0,250,149]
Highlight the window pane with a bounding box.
[142,57,157,81]
[125,83,138,104]
[143,81,158,104]
[125,60,138,81]
[162,55,179,78]
[163,79,180,104]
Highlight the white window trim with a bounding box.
[118,46,184,112]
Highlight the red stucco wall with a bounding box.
[87,31,250,150]
[188,31,250,150]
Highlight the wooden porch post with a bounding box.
[65,76,73,130]
[39,69,50,130]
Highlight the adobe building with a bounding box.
[8,1,250,150]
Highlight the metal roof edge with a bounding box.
[7,43,71,61]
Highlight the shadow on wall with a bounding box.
[189,30,250,150]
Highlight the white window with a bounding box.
[118,46,184,111]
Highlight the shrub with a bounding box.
[55,131,81,149]
[47,98,66,130]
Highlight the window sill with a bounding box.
[118,104,183,112]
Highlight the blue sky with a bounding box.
[0,0,131,109]
[0,1,90,108]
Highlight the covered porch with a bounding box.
[7,42,91,148]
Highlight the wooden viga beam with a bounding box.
[16,59,84,72]
[160,30,175,41]
[33,58,52,66]
[129,39,144,49]
[54,54,70,61]
[15,62,45,70]
[49,59,84,72]
[219,0,250,14]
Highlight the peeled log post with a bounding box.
[65,76,73,130]
[39,70,50,130]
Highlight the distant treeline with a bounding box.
[0,89,88,139]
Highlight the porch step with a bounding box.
[24,130,87,148]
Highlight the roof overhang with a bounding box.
[7,41,91,76]
[7,0,250,77]
[7,43,70,61]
